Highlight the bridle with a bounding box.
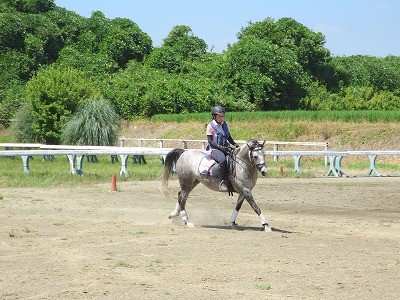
[231,142,267,175]
[249,145,267,170]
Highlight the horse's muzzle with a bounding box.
[258,164,268,176]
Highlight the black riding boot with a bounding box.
[218,161,228,191]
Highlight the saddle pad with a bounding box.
[198,155,217,175]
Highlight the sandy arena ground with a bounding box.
[0,176,399,299]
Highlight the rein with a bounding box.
[231,146,265,177]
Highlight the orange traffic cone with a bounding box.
[279,166,284,175]
[111,174,117,191]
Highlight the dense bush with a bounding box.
[25,65,100,144]
[300,83,400,110]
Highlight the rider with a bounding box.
[206,105,239,191]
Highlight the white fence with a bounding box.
[119,137,330,165]
[0,144,172,176]
[1,143,399,177]
[265,150,400,177]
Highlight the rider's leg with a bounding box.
[218,161,228,191]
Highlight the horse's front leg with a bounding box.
[230,193,245,229]
[242,188,272,232]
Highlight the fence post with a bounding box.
[324,143,329,166]
[273,144,279,162]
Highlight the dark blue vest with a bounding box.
[209,121,230,149]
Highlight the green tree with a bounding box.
[224,35,307,110]
[146,25,209,74]
[163,25,207,59]
[25,65,100,144]
[333,55,400,92]
[5,0,55,14]
[46,7,86,46]
[84,11,110,52]
[225,17,333,110]
[99,17,152,67]
[0,13,26,50]
[238,17,332,79]
[104,58,235,119]
[56,46,119,78]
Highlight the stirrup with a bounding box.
[219,180,228,191]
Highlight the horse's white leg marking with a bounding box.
[259,213,272,232]
[180,210,195,227]
[180,210,188,223]
[258,213,268,225]
[169,201,181,219]
[229,210,239,223]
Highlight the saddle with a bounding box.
[198,149,235,195]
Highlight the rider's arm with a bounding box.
[207,135,220,149]
[227,135,240,148]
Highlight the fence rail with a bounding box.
[1,143,398,178]
[119,137,329,165]
[265,150,400,177]
[0,146,173,176]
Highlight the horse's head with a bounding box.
[246,139,268,176]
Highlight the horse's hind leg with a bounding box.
[170,185,196,227]
[169,190,186,219]
[177,189,195,227]
[169,200,181,219]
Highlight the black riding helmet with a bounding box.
[211,105,225,115]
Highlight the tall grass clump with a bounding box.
[60,99,120,146]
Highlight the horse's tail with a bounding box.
[162,148,185,192]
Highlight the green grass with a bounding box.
[0,153,398,188]
[152,110,400,123]
[113,260,135,269]
[0,155,165,188]
[255,283,272,291]
[23,226,34,233]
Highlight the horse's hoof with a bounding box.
[264,225,272,232]
[231,222,239,230]
[186,222,195,228]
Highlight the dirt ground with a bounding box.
[1,176,399,300]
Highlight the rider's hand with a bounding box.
[234,143,240,148]
[218,145,230,154]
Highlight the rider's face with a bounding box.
[215,114,224,123]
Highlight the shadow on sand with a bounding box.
[201,225,295,234]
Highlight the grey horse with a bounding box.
[162,139,271,232]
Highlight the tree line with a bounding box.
[1,0,400,144]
